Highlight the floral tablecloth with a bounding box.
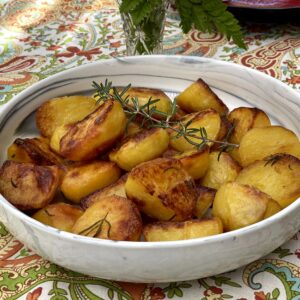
[0,1,300,299]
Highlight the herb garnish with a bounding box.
[264,154,282,167]
[92,79,238,152]
[78,213,112,238]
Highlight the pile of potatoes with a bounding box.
[1,79,300,242]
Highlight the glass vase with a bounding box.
[118,1,168,55]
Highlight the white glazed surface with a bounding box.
[0,56,299,283]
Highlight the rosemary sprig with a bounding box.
[217,122,236,160]
[44,209,55,217]
[264,154,282,167]
[78,212,111,238]
[92,80,238,151]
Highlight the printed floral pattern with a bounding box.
[0,0,300,299]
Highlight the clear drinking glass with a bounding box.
[117,1,168,55]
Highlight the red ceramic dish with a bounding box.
[226,0,300,9]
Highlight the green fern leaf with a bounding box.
[192,5,213,33]
[202,0,246,49]
[175,0,193,33]
[119,0,143,13]
[130,0,163,26]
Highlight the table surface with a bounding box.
[0,1,300,299]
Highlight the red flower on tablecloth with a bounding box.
[47,45,62,51]
[55,46,102,60]
[286,75,300,85]
[19,36,31,42]
[26,287,42,300]
[203,286,223,300]
[295,249,300,258]
[58,24,77,32]
[254,291,267,300]
[150,287,165,300]
[30,41,41,47]
[110,41,121,48]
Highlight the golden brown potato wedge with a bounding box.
[169,109,222,152]
[236,153,300,208]
[175,79,228,115]
[32,203,83,232]
[228,107,271,144]
[194,186,216,219]
[50,99,126,161]
[93,87,173,119]
[123,122,142,138]
[201,151,241,189]
[120,87,172,119]
[36,95,97,138]
[72,195,142,241]
[125,158,197,221]
[109,128,169,171]
[0,161,61,210]
[172,106,188,121]
[228,147,242,165]
[7,137,65,166]
[49,124,69,154]
[143,217,223,241]
[212,182,270,231]
[80,174,128,210]
[263,199,282,219]
[61,161,121,203]
[238,126,300,167]
[164,146,209,179]
[210,116,232,151]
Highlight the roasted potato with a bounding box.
[228,147,242,165]
[109,128,169,171]
[164,146,209,179]
[201,151,241,189]
[80,174,128,209]
[143,217,223,241]
[32,203,83,232]
[175,79,228,115]
[120,87,172,119]
[94,87,172,119]
[212,182,270,231]
[7,137,65,166]
[228,107,271,144]
[50,99,127,161]
[236,153,300,208]
[125,158,197,221]
[123,122,142,138]
[264,199,282,219]
[169,109,222,152]
[61,161,121,203]
[72,195,142,241]
[49,124,69,154]
[0,161,61,210]
[238,126,300,167]
[36,95,97,138]
[210,116,232,151]
[172,105,188,121]
[194,186,216,219]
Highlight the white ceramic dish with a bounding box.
[0,56,300,283]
